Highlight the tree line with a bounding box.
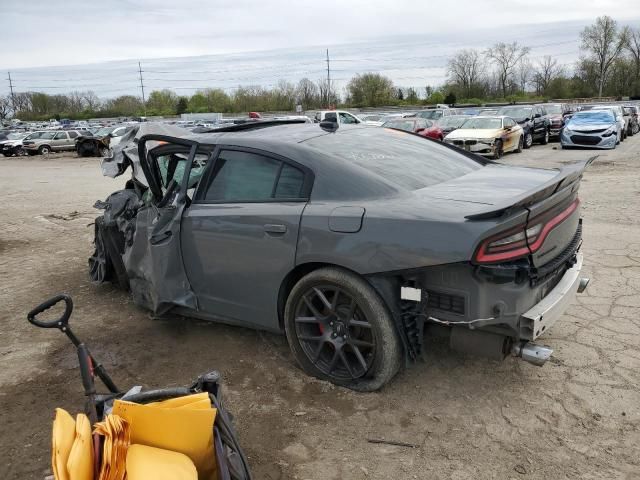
[1,16,638,121]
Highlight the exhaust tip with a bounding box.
[577,277,590,293]
[512,342,553,366]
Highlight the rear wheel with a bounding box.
[515,135,523,153]
[284,267,402,391]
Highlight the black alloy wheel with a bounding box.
[284,267,402,391]
[294,285,376,380]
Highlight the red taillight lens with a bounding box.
[474,198,579,264]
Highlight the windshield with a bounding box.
[545,105,563,114]
[568,111,615,124]
[7,133,25,140]
[461,117,502,129]
[437,116,469,128]
[307,128,483,190]
[95,127,116,136]
[496,107,532,121]
[415,110,443,120]
[383,120,416,132]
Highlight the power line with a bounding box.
[138,61,146,116]
[7,71,16,112]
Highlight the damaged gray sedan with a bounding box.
[91,121,590,391]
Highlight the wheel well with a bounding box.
[277,262,341,330]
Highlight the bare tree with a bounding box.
[296,78,319,109]
[517,57,532,94]
[581,16,629,97]
[533,56,563,95]
[447,49,486,97]
[82,91,101,111]
[0,96,12,120]
[486,42,531,97]
[317,78,337,107]
[626,28,640,91]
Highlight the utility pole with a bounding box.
[7,71,16,114]
[325,49,331,107]
[138,62,147,116]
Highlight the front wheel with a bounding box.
[38,145,51,155]
[284,267,402,391]
[524,132,533,149]
[492,139,503,159]
[540,129,549,145]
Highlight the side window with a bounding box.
[54,132,68,140]
[339,112,353,124]
[325,112,337,122]
[203,150,305,202]
[275,164,304,198]
[68,131,78,139]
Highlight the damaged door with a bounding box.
[181,147,312,330]
[125,136,211,314]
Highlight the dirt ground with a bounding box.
[1,137,639,480]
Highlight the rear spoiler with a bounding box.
[465,156,597,220]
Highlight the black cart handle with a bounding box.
[27,294,73,329]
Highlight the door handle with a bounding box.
[264,224,287,234]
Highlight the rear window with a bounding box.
[306,128,483,190]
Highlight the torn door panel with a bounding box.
[91,125,201,315]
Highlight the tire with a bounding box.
[284,267,402,392]
[524,131,533,149]
[633,123,639,135]
[515,135,523,153]
[540,128,549,145]
[38,145,51,155]
[492,139,503,159]
[16,147,25,156]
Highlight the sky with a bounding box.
[1,0,639,98]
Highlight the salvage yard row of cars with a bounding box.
[2,101,639,158]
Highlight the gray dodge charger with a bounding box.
[92,121,590,391]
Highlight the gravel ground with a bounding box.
[0,137,639,480]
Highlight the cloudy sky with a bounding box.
[1,0,639,97]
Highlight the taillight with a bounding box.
[474,198,579,264]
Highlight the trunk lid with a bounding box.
[422,158,593,267]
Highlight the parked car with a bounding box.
[589,105,627,141]
[93,122,589,391]
[477,108,499,116]
[76,126,132,157]
[541,103,573,138]
[624,105,640,135]
[382,118,442,140]
[496,105,550,147]
[444,116,523,158]
[1,132,29,156]
[314,110,362,125]
[359,114,387,126]
[22,130,82,155]
[434,115,472,136]
[414,108,455,121]
[560,110,620,149]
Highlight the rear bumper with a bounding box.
[519,252,583,340]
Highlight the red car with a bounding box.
[382,118,444,140]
